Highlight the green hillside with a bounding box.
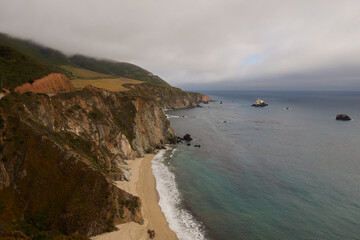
[0,44,54,89]
[0,33,73,76]
[0,33,171,87]
[70,55,170,87]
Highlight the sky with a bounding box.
[1,0,360,90]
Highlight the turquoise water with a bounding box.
[158,91,360,240]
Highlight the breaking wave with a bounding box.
[152,148,206,240]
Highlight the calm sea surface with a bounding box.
[153,91,360,240]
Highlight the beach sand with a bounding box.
[92,154,178,240]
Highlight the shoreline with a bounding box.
[92,154,178,240]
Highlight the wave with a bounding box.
[166,114,187,119]
[170,148,177,158]
[152,148,207,240]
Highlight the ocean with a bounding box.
[152,91,360,240]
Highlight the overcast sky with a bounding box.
[1,0,360,90]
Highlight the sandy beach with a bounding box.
[92,154,178,240]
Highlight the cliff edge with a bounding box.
[125,84,210,109]
[0,86,175,239]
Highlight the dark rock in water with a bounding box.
[336,114,351,121]
[194,144,201,148]
[176,136,183,143]
[183,134,193,141]
[203,102,209,104]
[251,99,268,107]
[147,229,155,239]
[187,143,191,146]
[220,101,223,104]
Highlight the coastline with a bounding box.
[92,154,178,240]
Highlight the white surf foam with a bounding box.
[170,148,177,158]
[152,148,207,240]
[166,115,187,119]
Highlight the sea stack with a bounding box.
[336,114,351,121]
[251,99,268,107]
[183,134,193,141]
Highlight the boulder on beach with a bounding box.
[251,99,268,107]
[147,229,155,239]
[183,134,193,141]
[336,114,351,121]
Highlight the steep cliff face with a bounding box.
[0,86,175,238]
[14,73,75,93]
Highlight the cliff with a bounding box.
[124,83,210,109]
[0,86,176,239]
[14,73,75,93]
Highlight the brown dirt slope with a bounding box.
[14,73,75,93]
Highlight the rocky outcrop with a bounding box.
[183,134,193,142]
[336,114,351,121]
[251,99,268,107]
[125,84,210,109]
[14,73,76,93]
[0,86,175,238]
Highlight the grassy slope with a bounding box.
[71,78,143,91]
[69,55,170,87]
[0,33,74,77]
[0,44,54,89]
[0,33,170,87]
[60,65,112,79]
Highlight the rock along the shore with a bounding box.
[183,134,193,141]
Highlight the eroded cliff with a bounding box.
[0,86,175,239]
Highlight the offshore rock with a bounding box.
[251,99,268,107]
[336,114,351,121]
[183,134,193,141]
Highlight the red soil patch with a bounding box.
[15,73,76,93]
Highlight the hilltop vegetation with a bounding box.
[0,32,209,107]
[0,44,54,89]
[0,33,73,77]
[0,33,170,88]
[69,55,170,87]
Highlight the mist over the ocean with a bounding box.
[160,91,360,240]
